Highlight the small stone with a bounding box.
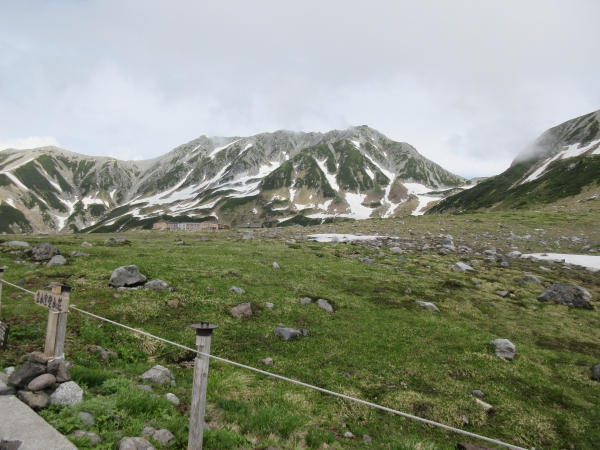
[300,297,312,305]
[27,351,50,364]
[109,265,147,288]
[343,431,354,438]
[490,338,516,361]
[17,390,49,410]
[416,301,440,312]
[523,274,541,284]
[47,255,67,267]
[118,437,156,450]
[471,390,485,398]
[272,262,280,269]
[49,381,84,406]
[72,430,101,445]
[274,327,301,341]
[495,290,509,298]
[298,328,310,337]
[16,278,26,286]
[389,247,403,253]
[592,364,600,381]
[360,257,374,265]
[167,299,180,308]
[405,288,412,294]
[229,286,245,294]
[317,298,333,313]
[81,242,93,247]
[153,429,175,444]
[265,302,274,309]
[144,279,171,290]
[140,365,175,385]
[363,435,372,443]
[230,302,252,318]
[142,427,155,437]
[260,358,274,366]
[165,393,180,405]
[78,411,95,427]
[71,252,89,257]
[27,374,56,391]
[5,241,29,247]
[452,262,473,273]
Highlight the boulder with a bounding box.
[24,242,60,261]
[260,358,273,366]
[317,299,333,313]
[243,233,254,240]
[140,365,175,385]
[471,390,485,398]
[452,262,473,273]
[298,328,310,337]
[49,381,84,406]
[144,279,171,290]
[274,327,301,341]
[230,302,252,318]
[507,251,522,258]
[229,286,245,294]
[490,338,516,360]
[17,390,49,410]
[8,361,46,387]
[522,274,541,285]
[494,290,509,298]
[118,437,156,450]
[47,359,71,382]
[27,374,56,391]
[537,284,592,309]
[5,241,29,247]
[109,265,147,288]
[416,301,440,312]
[47,255,67,267]
[389,247,403,253]
[72,430,101,445]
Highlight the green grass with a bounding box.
[1,212,599,449]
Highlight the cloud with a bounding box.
[0,136,60,151]
[0,0,599,178]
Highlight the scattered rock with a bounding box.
[416,301,440,312]
[8,361,46,387]
[153,429,175,444]
[105,237,128,245]
[452,262,473,273]
[360,257,375,265]
[265,302,274,309]
[49,381,84,406]
[15,278,26,286]
[27,373,56,391]
[72,430,101,445]
[230,302,252,318]
[109,265,147,288]
[140,365,175,385]
[260,358,273,366]
[47,255,67,267]
[81,242,93,247]
[522,274,541,285]
[144,279,171,290]
[474,398,494,413]
[343,431,354,438]
[471,390,485,398]
[274,327,301,341]
[70,251,89,257]
[363,435,372,443]
[507,251,522,258]
[300,297,312,305]
[272,262,280,269]
[389,247,403,253]
[5,241,29,247]
[167,299,180,308]
[165,393,180,405]
[592,364,600,381]
[78,411,96,427]
[490,339,516,361]
[317,298,333,313]
[47,359,71,382]
[24,242,60,261]
[27,351,50,364]
[17,390,49,410]
[405,288,412,294]
[229,286,245,294]
[298,328,310,337]
[243,234,254,240]
[494,290,509,298]
[136,385,153,392]
[537,284,592,309]
[118,437,156,450]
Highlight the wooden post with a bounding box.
[44,311,58,357]
[0,266,4,320]
[53,284,71,359]
[188,322,218,450]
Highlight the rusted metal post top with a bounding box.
[190,322,219,337]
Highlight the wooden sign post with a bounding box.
[188,322,218,450]
[0,267,9,350]
[35,285,71,359]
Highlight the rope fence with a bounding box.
[0,276,527,450]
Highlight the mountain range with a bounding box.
[429,109,600,214]
[0,126,468,234]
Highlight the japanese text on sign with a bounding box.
[35,290,69,312]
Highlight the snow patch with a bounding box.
[351,140,360,149]
[315,159,339,190]
[209,139,241,159]
[521,253,600,272]
[317,199,333,211]
[5,198,15,208]
[308,234,395,243]
[1,172,29,191]
[365,167,374,180]
[404,183,436,216]
[339,192,373,220]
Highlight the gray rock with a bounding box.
[441,238,453,246]
[118,437,156,450]
[78,411,95,427]
[272,262,280,269]
[5,240,29,247]
[229,286,245,294]
[72,430,101,445]
[274,327,301,341]
[165,393,180,405]
[144,279,171,290]
[27,374,56,391]
[507,251,522,258]
[343,431,354,438]
[490,339,516,361]
[81,242,93,247]
[300,297,312,305]
[495,290,509,298]
[360,257,374,265]
[24,242,60,261]
[389,247,403,253]
[142,426,156,437]
[0,372,7,384]
[105,237,128,245]
[475,398,494,413]
[265,302,274,309]
[109,265,147,288]
[140,365,174,385]
[471,390,485,398]
[49,381,84,406]
[496,254,510,266]
[5,367,15,376]
[231,302,252,318]
[15,278,26,286]
[405,288,412,294]
[243,233,254,240]
[17,390,49,410]
[592,364,600,381]
[0,385,17,395]
[523,274,541,284]
[317,298,333,313]
[27,351,50,364]
[298,328,310,337]
[452,262,473,273]
[153,429,175,444]
[438,248,450,255]
[8,361,46,387]
[416,301,440,312]
[47,255,67,267]
[363,435,372,443]
[260,358,274,366]
[47,359,71,382]
[71,252,89,257]
[537,284,592,309]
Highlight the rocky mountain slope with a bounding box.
[0,126,468,233]
[429,110,600,214]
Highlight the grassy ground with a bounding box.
[1,211,599,449]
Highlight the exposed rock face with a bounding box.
[144,279,171,290]
[317,299,333,313]
[24,242,60,261]
[109,265,147,287]
[537,284,593,309]
[47,359,71,382]
[452,262,474,273]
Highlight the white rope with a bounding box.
[0,279,36,295]
[69,305,526,450]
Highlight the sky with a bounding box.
[1,1,599,178]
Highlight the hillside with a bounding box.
[0,127,468,234]
[429,110,600,214]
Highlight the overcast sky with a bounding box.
[1,1,599,178]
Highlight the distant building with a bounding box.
[152,221,230,231]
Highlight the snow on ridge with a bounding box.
[351,140,360,149]
[360,152,398,218]
[1,172,29,191]
[209,139,242,159]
